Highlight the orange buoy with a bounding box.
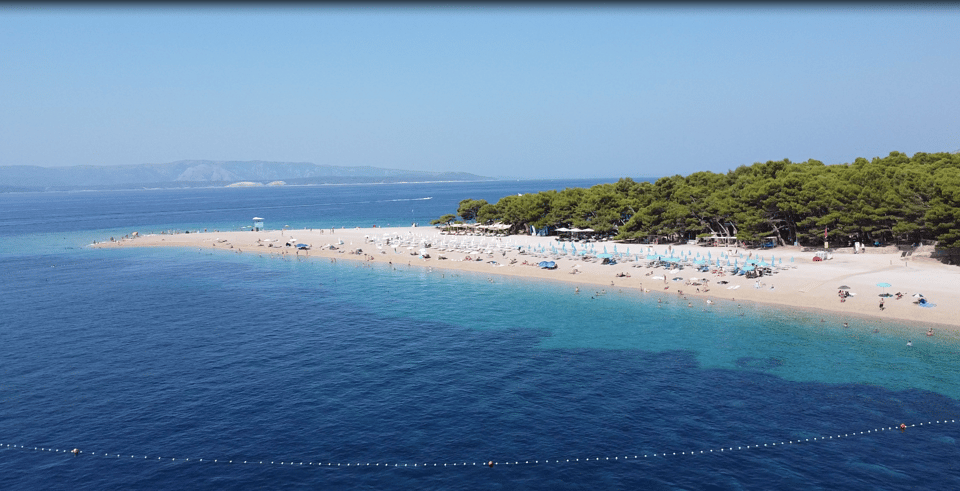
[72,448,79,456]
[488,461,494,468]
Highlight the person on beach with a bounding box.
[879,298,885,311]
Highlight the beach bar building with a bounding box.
[252,217,264,232]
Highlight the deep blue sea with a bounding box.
[1,180,958,490]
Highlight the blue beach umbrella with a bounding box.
[877,282,892,295]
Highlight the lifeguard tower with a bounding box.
[252,217,265,232]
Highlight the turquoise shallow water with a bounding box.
[308,256,960,399]
[1,184,958,490]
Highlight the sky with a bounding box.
[1,5,958,179]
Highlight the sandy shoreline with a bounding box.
[92,226,960,331]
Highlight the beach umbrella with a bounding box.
[604,245,608,254]
[614,245,618,254]
[838,285,851,290]
[877,282,892,295]
[791,256,794,262]
[708,251,712,259]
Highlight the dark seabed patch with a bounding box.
[736,356,785,370]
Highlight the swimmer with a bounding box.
[843,322,848,328]
[575,287,580,294]
[927,328,934,336]
[907,341,913,347]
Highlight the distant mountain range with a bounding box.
[0,160,494,192]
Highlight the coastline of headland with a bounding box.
[91,226,960,331]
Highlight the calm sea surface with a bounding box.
[1,180,958,490]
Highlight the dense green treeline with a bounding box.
[437,151,960,248]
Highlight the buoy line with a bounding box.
[2,420,955,469]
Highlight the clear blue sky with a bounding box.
[1,5,958,179]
